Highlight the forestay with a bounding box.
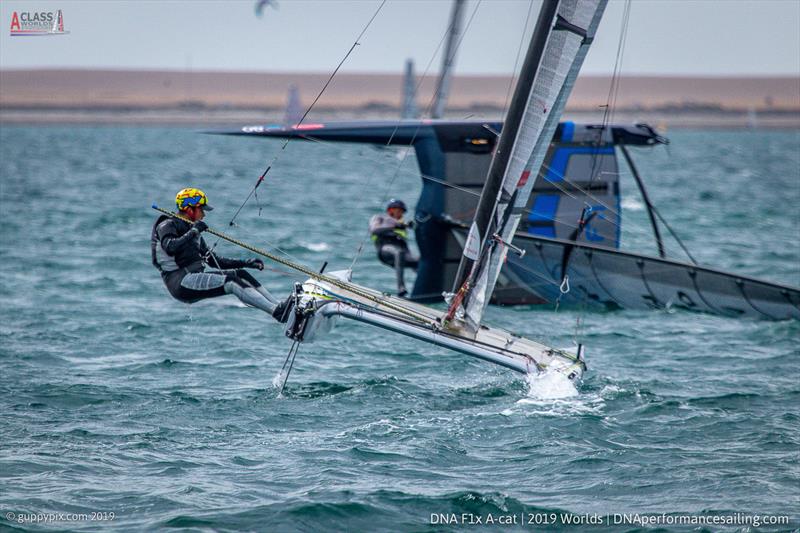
[451,0,607,331]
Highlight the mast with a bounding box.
[401,59,418,119]
[431,0,466,119]
[448,0,608,330]
[450,0,560,292]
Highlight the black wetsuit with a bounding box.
[150,215,262,303]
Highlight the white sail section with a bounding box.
[463,0,607,330]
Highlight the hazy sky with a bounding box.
[1,0,798,76]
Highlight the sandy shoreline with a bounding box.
[1,69,798,127]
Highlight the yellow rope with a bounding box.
[152,205,432,324]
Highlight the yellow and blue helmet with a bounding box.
[175,188,213,212]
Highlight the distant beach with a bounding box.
[1,69,798,127]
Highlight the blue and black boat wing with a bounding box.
[209,120,665,300]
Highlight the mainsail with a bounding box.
[449,0,607,331]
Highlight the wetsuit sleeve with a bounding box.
[158,220,198,255]
[206,252,248,270]
[198,237,248,269]
[369,214,401,238]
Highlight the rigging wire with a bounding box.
[651,204,698,264]
[554,0,631,342]
[536,159,698,262]
[296,126,696,263]
[607,0,632,127]
[583,0,632,213]
[296,121,697,267]
[598,0,631,134]
[345,0,484,273]
[205,0,388,258]
[500,0,536,121]
[382,2,469,147]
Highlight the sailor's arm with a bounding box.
[200,237,262,270]
[369,214,410,238]
[208,253,264,271]
[206,251,249,270]
[158,219,201,255]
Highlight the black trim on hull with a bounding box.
[735,279,779,321]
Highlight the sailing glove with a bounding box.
[246,258,265,270]
[192,221,209,235]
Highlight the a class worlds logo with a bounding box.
[10,10,69,36]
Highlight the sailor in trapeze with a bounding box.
[369,199,419,297]
[151,188,291,322]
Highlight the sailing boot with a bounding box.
[271,294,294,323]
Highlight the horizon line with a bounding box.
[1,66,798,79]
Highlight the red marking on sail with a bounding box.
[516,170,531,189]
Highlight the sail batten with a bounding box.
[450,0,608,331]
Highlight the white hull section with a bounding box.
[284,276,585,381]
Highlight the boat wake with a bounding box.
[524,369,579,399]
[499,371,608,417]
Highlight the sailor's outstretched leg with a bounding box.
[231,269,280,305]
[394,251,408,296]
[221,269,277,313]
[222,269,293,323]
[379,244,408,296]
[225,281,277,314]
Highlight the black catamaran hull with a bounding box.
[489,232,800,320]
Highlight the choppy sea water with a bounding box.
[1,125,798,532]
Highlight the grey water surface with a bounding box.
[1,126,798,532]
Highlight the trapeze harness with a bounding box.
[150,215,281,315]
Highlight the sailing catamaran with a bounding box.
[156,0,608,384]
[274,0,607,381]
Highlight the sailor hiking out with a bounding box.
[151,188,291,322]
[369,199,419,297]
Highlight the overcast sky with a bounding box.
[1,0,798,76]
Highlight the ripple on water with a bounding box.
[1,127,798,529]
